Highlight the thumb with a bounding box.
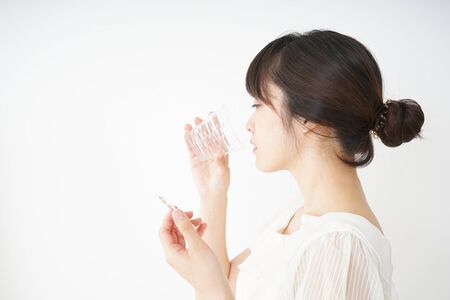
[172,209,202,249]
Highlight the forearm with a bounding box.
[195,283,235,300]
[198,194,231,279]
[196,291,235,300]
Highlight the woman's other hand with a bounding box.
[159,208,232,296]
[184,115,230,198]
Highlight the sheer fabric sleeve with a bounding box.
[292,230,387,300]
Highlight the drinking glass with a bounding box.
[186,104,246,161]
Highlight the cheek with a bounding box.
[276,132,301,160]
[255,140,289,172]
[255,115,286,152]
[260,129,288,157]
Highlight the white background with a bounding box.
[1,1,449,299]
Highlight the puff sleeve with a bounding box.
[292,230,390,300]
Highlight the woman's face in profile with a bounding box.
[245,83,305,173]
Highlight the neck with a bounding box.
[287,153,368,216]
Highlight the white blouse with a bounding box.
[235,201,399,300]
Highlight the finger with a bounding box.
[190,217,202,227]
[160,209,174,235]
[166,208,193,218]
[168,214,203,248]
[159,209,192,248]
[159,210,185,255]
[194,117,203,125]
[171,208,202,249]
[173,224,186,249]
[169,210,195,246]
[175,217,201,240]
[184,125,198,159]
[171,222,180,245]
[212,121,229,162]
[207,113,228,162]
[197,222,207,237]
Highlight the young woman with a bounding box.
[159,29,424,299]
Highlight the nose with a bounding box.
[245,115,254,133]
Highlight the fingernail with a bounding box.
[172,209,185,221]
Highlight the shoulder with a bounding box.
[289,230,389,299]
[311,213,392,261]
[292,228,382,282]
[295,228,383,272]
[304,229,375,254]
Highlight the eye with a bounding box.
[251,104,260,109]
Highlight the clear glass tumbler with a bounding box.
[186,104,245,161]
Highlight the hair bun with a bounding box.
[376,98,425,147]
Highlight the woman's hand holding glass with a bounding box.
[184,114,231,199]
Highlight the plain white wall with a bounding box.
[1,0,448,299]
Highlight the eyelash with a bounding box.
[251,104,260,109]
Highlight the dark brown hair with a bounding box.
[245,29,425,167]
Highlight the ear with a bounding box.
[301,119,332,138]
[300,119,317,134]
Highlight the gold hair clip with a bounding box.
[371,101,391,138]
